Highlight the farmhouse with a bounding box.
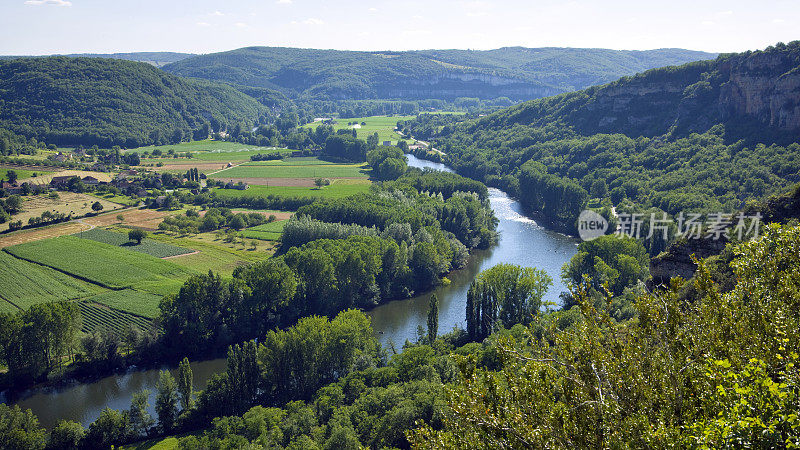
[82,176,100,186]
[1,181,22,195]
[50,175,76,188]
[50,152,72,163]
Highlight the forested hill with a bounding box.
[0,52,194,67]
[0,57,265,147]
[406,42,800,233]
[162,46,716,101]
[469,41,800,143]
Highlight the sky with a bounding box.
[0,0,797,55]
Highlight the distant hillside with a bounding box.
[0,57,265,147]
[406,42,800,233]
[0,52,194,67]
[473,42,800,143]
[163,46,716,101]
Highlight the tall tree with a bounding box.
[177,357,193,411]
[155,370,178,433]
[128,389,154,437]
[427,294,439,343]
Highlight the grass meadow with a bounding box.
[212,179,372,200]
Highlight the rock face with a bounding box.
[650,237,728,285]
[719,49,800,131]
[504,42,800,141]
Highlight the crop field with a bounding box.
[211,160,368,179]
[242,157,339,166]
[131,140,292,161]
[0,221,91,248]
[145,232,274,276]
[212,179,371,200]
[5,236,194,294]
[0,251,99,310]
[89,191,140,206]
[1,191,123,232]
[1,166,55,181]
[78,300,153,334]
[302,115,415,144]
[74,228,193,258]
[82,208,172,230]
[85,289,162,319]
[0,300,19,314]
[243,220,288,241]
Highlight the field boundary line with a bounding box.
[1,247,127,292]
[161,250,200,259]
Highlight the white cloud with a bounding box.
[196,22,211,27]
[24,0,72,6]
[718,10,733,15]
[211,10,224,16]
[277,0,292,3]
[303,18,324,25]
[772,18,785,23]
[701,20,716,26]
[368,7,378,12]
[235,22,248,28]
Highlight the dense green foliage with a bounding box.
[367,146,407,180]
[295,187,496,250]
[466,264,552,341]
[562,235,650,297]
[406,43,800,232]
[280,216,378,249]
[0,404,47,449]
[411,223,800,448]
[0,301,81,382]
[0,57,264,147]
[163,46,714,102]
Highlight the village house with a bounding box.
[51,152,72,163]
[81,176,100,186]
[49,175,76,188]
[1,181,22,195]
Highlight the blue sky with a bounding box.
[1,0,797,55]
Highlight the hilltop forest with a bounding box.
[0,57,265,148]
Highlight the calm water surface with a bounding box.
[368,154,577,347]
[5,153,576,428]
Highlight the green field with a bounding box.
[78,300,154,334]
[74,228,193,258]
[302,115,415,144]
[243,157,339,166]
[0,251,98,310]
[6,236,194,294]
[85,289,163,319]
[213,179,372,200]
[211,161,368,179]
[130,140,292,161]
[243,220,288,241]
[89,191,140,206]
[145,232,272,276]
[1,166,55,181]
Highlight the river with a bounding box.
[4,153,577,429]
